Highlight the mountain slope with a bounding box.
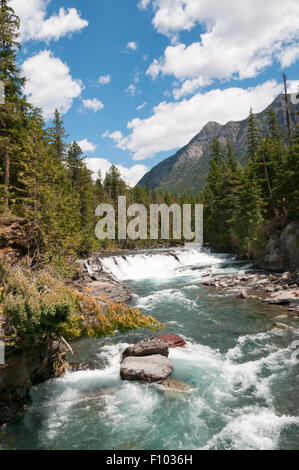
[138,94,299,194]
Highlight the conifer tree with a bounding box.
[48,109,68,161]
[0,0,29,211]
[247,108,261,161]
[65,141,95,254]
[104,165,126,202]
[19,113,81,258]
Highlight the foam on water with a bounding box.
[99,248,226,281]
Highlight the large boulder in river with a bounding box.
[121,340,169,360]
[154,334,186,348]
[120,355,174,382]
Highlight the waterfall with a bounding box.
[99,247,229,281]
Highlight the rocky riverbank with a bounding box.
[0,336,68,426]
[202,269,299,328]
[74,255,132,303]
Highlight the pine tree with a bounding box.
[65,141,95,254]
[282,125,299,218]
[247,108,261,161]
[104,165,126,202]
[0,0,29,211]
[48,109,68,161]
[18,113,81,258]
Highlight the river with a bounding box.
[1,247,298,450]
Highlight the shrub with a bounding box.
[0,263,163,345]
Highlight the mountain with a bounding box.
[137,94,299,194]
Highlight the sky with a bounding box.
[11,0,299,187]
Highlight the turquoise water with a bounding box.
[1,248,299,450]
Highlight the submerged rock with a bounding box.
[272,322,293,331]
[121,340,169,360]
[154,334,186,348]
[161,379,194,399]
[120,355,174,382]
[162,378,193,392]
[273,315,289,321]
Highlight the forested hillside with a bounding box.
[0,0,191,267]
[200,108,299,261]
[138,94,299,195]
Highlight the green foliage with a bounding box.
[0,264,76,340]
[0,263,163,346]
[201,108,299,258]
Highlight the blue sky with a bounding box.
[12,0,299,186]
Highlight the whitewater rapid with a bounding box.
[99,247,233,281]
[1,246,298,450]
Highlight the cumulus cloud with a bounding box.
[144,0,299,96]
[11,0,88,42]
[86,158,148,187]
[106,131,124,143]
[78,139,97,153]
[98,75,111,85]
[278,45,299,68]
[22,50,83,119]
[82,98,104,112]
[108,80,299,161]
[125,41,138,51]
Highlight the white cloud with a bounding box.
[118,164,149,187]
[126,84,137,97]
[98,75,111,85]
[137,102,147,111]
[279,44,299,68]
[106,131,124,144]
[86,158,148,187]
[108,80,299,161]
[78,139,97,153]
[11,0,88,42]
[145,0,299,95]
[173,77,211,100]
[125,41,138,51]
[22,50,83,119]
[138,0,151,10]
[82,98,104,112]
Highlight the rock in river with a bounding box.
[272,322,293,331]
[161,379,194,399]
[154,334,186,348]
[162,378,193,392]
[120,355,174,382]
[122,340,169,360]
